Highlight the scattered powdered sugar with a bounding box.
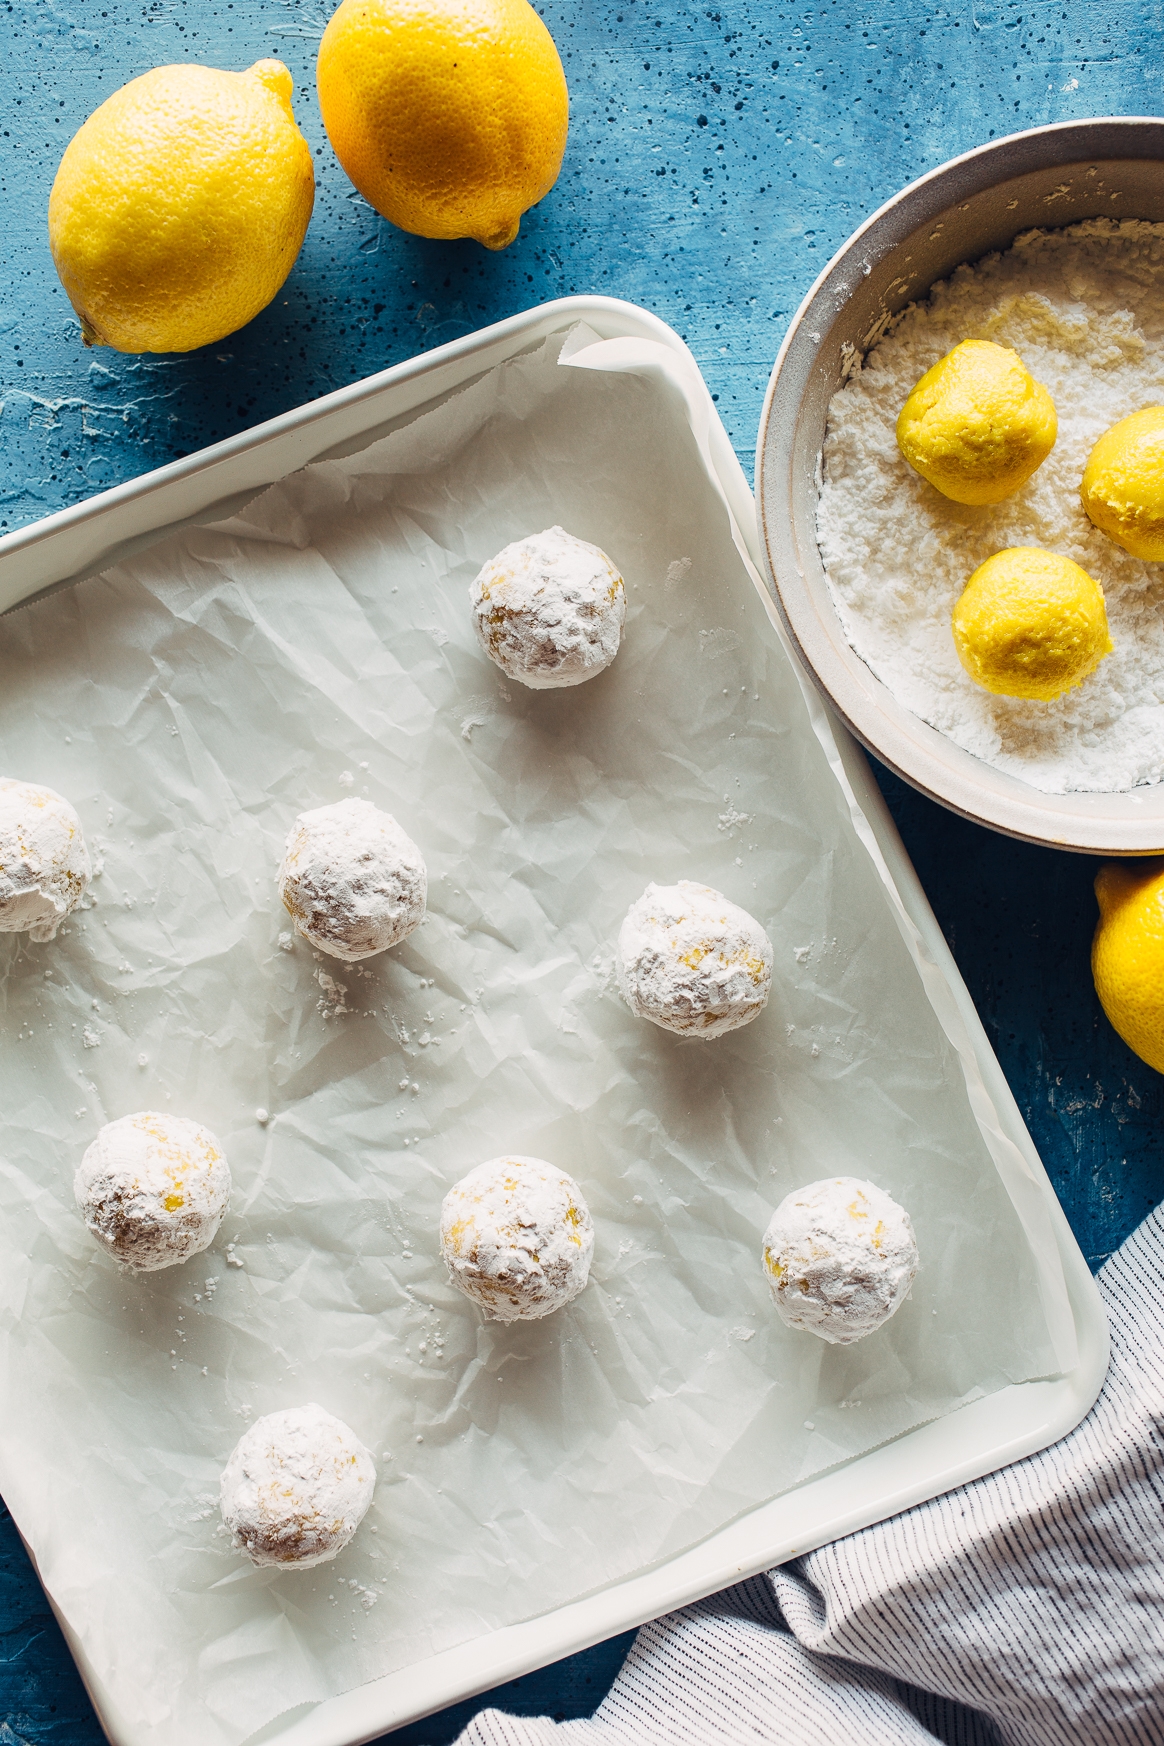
[277,797,426,963]
[470,526,626,690]
[817,218,1164,794]
[439,1156,594,1322]
[74,1111,231,1272]
[0,778,91,941]
[219,1403,376,1569]
[615,880,773,1039]
[717,801,754,834]
[315,967,350,1018]
[762,1176,918,1346]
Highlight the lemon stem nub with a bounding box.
[478,217,521,250]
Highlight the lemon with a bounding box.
[896,339,1057,506]
[317,0,568,250]
[1080,407,1164,560]
[48,61,314,355]
[1092,860,1164,1073]
[952,547,1112,701]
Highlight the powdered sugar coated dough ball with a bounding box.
[0,778,91,942]
[440,1155,595,1322]
[75,1111,231,1272]
[762,1176,918,1345]
[220,1403,376,1569]
[278,797,426,962]
[470,525,626,689]
[616,880,773,1039]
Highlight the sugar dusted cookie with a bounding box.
[220,1404,376,1569]
[470,526,626,690]
[762,1176,918,1345]
[278,797,426,962]
[440,1155,594,1321]
[616,880,773,1039]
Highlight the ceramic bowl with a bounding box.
[755,117,1164,854]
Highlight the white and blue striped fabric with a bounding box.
[456,1202,1164,1745]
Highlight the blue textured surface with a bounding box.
[2,1,1164,1742]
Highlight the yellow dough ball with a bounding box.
[1080,407,1164,560]
[896,339,1057,506]
[951,547,1112,701]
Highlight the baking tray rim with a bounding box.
[0,295,1108,1746]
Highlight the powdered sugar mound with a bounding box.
[75,1111,231,1272]
[817,218,1164,793]
[0,778,91,941]
[220,1403,376,1569]
[470,526,626,690]
[616,880,773,1039]
[762,1176,918,1346]
[278,797,426,962]
[440,1156,594,1322]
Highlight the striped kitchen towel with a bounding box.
[455,1201,1163,1745]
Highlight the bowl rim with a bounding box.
[754,116,1164,856]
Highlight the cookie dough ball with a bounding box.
[1081,407,1164,560]
[762,1176,918,1346]
[616,880,773,1039]
[896,339,1057,506]
[470,525,626,690]
[952,547,1112,701]
[75,1111,230,1272]
[0,778,91,942]
[220,1403,376,1569]
[278,797,426,962]
[440,1155,594,1322]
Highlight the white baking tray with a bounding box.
[0,297,1107,1746]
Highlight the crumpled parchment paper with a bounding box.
[0,328,1070,1746]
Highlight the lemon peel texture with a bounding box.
[896,339,1057,506]
[316,0,568,250]
[1093,859,1164,1076]
[952,547,1113,701]
[48,61,314,355]
[1081,407,1164,561]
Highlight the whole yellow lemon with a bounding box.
[316,0,568,251]
[1093,859,1164,1074]
[951,547,1112,701]
[896,339,1057,506]
[1080,407,1164,560]
[49,61,314,355]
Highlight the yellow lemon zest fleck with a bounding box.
[678,943,709,970]
[444,1216,473,1255]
